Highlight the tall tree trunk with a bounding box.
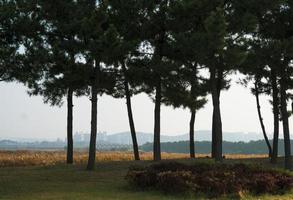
[211,111,215,158]
[212,101,223,161]
[122,63,140,161]
[210,68,223,161]
[153,78,162,161]
[254,81,272,158]
[189,109,196,158]
[280,67,291,170]
[271,69,279,163]
[67,88,74,164]
[87,65,99,171]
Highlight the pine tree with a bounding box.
[106,0,147,160]
[165,0,209,158]
[204,0,255,161]
[235,0,289,163]
[135,0,176,161]
[249,0,293,169]
[80,1,117,170]
[18,0,90,164]
[239,44,274,159]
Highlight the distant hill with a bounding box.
[107,130,272,145]
[0,130,286,150]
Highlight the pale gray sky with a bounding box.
[0,77,292,140]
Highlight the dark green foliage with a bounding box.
[2,0,93,104]
[126,162,293,197]
[0,0,18,82]
[0,0,42,83]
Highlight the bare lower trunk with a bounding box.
[254,81,272,158]
[153,79,161,161]
[67,88,73,164]
[87,66,98,171]
[212,102,223,161]
[123,71,140,161]
[271,69,279,163]
[280,68,291,170]
[189,110,196,158]
[210,68,222,161]
[211,111,216,158]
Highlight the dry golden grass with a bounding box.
[0,150,268,167]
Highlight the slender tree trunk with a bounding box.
[87,65,99,171]
[212,101,223,161]
[280,67,291,170]
[271,69,279,163]
[67,88,74,164]
[254,81,272,158]
[211,111,215,158]
[122,64,140,161]
[153,78,162,161]
[189,109,196,158]
[210,68,223,161]
[67,53,76,164]
[152,15,166,161]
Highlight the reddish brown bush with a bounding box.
[126,162,293,197]
[126,169,157,189]
[157,170,193,193]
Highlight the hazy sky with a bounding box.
[0,77,292,140]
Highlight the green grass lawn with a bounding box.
[0,158,292,200]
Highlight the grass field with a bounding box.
[0,150,267,167]
[0,151,292,200]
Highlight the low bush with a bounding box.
[126,162,293,197]
[157,170,193,193]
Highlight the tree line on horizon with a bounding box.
[1,0,293,170]
[141,139,293,155]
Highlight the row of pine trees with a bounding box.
[1,0,293,170]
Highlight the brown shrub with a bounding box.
[126,162,293,197]
[156,171,193,193]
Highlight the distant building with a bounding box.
[73,132,83,142]
[72,131,107,142]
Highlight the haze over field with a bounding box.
[1,81,292,141]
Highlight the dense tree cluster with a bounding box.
[1,0,292,170]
